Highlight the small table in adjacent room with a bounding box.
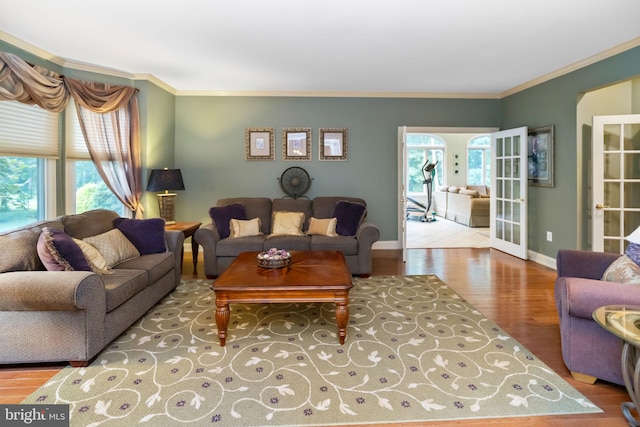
[211,251,353,346]
[593,305,640,426]
[165,221,202,273]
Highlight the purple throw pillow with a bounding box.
[626,242,640,266]
[209,204,246,239]
[37,227,92,271]
[114,217,166,255]
[332,200,367,236]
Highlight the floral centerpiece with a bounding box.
[257,247,292,269]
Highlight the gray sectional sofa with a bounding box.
[194,197,380,278]
[0,209,184,366]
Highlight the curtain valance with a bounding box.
[0,51,144,218]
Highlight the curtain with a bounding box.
[0,52,143,218]
[66,79,143,218]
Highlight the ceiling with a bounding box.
[1,0,639,96]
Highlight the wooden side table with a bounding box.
[165,221,202,273]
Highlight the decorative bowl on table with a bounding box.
[257,248,292,269]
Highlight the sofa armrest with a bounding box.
[554,276,640,320]
[165,229,185,279]
[194,223,221,277]
[0,271,106,312]
[356,221,380,248]
[556,249,619,280]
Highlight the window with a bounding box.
[467,135,491,186]
[406,134,445,194]
[65,103,124,215]
[0,102,57,231]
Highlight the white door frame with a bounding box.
[398,126,498,255]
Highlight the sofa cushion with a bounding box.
[0,220,63,272]
[230,218,262,238]
[209,203,246,239]
[602,255,640,285]
[332,200,367,236]
[270,211,305,236]
[264,235,310,251]
[83,229,140,268]
[100,269,148,312]
[310,235,358,255]
[116,252,175,284]
[61,209,120,240]
[459,189,480,197]
[37,227,92,272]
[307,217,338,236]
[217,198,273,235]
[73,238,111,274]
[114,217,166,255]
[217,235,267,256]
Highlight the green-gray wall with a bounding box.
[501,45,640,256]
[174,97,500,241]
[2,38,640,258]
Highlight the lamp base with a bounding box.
[157,193,177,224]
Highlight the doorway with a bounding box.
[398,127,498,253]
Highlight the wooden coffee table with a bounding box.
[211,251,353,346]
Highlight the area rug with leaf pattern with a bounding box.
[23,275,601,426]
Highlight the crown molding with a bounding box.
[174,90,501,99]
[3,30,638,99]
[500,36,640,98]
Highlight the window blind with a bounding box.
[0,101,59,158]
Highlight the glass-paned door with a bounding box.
[490,127,528,259]
[592,115,640,253]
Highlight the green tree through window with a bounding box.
[467,135,490,185]
[406,134,445,194]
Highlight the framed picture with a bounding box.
[527,125,554,187]
[282,127,311,161]
[319,128,348,161]
[245,127,274,160]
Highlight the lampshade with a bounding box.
[146,169,185,192]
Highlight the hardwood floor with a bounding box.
[0,248,631,426]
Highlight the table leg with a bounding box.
[335,293,349,345]
[620,343,640,426]
[191,238,199,274]
[215,297,230,346]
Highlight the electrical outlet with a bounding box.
[546,231,552,242]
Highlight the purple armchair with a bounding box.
[554,249,640,386]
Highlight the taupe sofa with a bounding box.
[433,185,490,227]
[0,209,184,366]
[194,197,380,278]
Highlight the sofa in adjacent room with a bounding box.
[0,209,185,366]
[433,185,490,227]
[194,196,380,278]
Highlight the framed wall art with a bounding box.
[527,125,554,187]
[282,127,311,161]
[319,128,348,161]
[245,127,275,160]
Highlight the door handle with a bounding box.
[595,203,610,209]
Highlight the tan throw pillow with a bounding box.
[83,229,140,268]
[459,189,480,197]
[229,218,262,238]
[307,217,338,236]
[270,211,305,236]
[602,255,640,285]
[73,238,112,275]
[448,185,460,193]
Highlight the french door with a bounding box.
[592,114,640,252]
[490,127,528,259]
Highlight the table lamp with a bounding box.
[146,168,185,224]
